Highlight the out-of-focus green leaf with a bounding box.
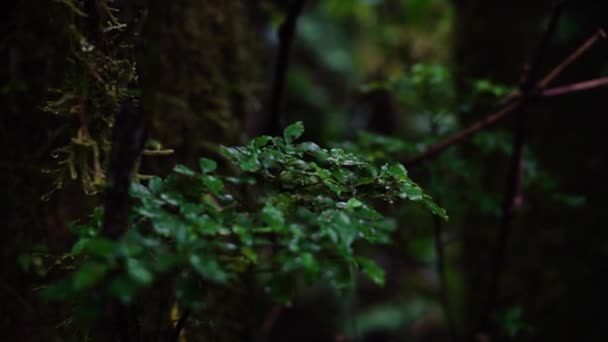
[358,257,385,286]
[283,121,305,144]
[199,158,217,173]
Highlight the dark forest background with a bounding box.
[2,0,608,341]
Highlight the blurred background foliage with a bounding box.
[2,0,608,341]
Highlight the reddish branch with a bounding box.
[481,1,565,336]
[542,77,608,97]
[405,102,519,166]
[406,27,607,167]
[539,28,607,88]
[260,304,284,337]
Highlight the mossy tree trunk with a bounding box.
[2,0,262,340]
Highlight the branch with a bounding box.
[405,102,520,166]
[522,0,567,90]
[539,28,607,88]
[406,26,605,167]
[499,28,606,105]
[481,2,565,335]
[433,214,457,342]
[541,76,608,97]
[172,309,191,342]
[102,100,147,239]
[264,0,307,136]
[261,304,284,335]
[97,100,147,342]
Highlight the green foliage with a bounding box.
[363,63,455,115]
[45,123,445,311]
[495,306,534,338]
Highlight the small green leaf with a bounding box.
[346,198,363,210]
[399,183,423,201]
[262,204,285,230]
[174,164,196,176]
[201,175,224,195]
[73,262,109,290]
[422,196,449,221]
[219,146,242,161]
[199,158,218,173]
[242,247,258,263]
[148,176,164,193]
[358,258,385,286]
[323,180,342,195]
[127,258,153,285]
[251,135,273,148]
[109,275,139,303]
[42,278,74,300]
[300,252,319,275]
[130,182,150,198]
[189,255,228,284]
[386,163,408,179]
[71,238,90,255]
[283,121,304,144]
[71,237,116,258]
[239,153,261,172]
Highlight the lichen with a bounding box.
[43,0,138,195]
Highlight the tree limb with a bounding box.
[542,76,608,97]
[264,0,307,136]
[406,25,605,167]
[480,1,566,336]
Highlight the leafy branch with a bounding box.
[405,28,607,167]
[44,122,446,337]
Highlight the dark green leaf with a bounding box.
[127,258,153,285]
[189,255,228,284]
[174,164,196,177]
[358,258,385,286]
[262,204,285,230]
[283,121,305,144]
[251,135,273,148]
[201,175,224,195]
[73,262,109,290]
[130,182,150,198]
[199,158,218,173]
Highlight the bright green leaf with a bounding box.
[127,258,153,285]
[199,158,218,173]
[358,258,385,286]
[283,121,305,144]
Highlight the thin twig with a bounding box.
[480,109,527,334]
[264,0,307,136]
[542,76,608,97]
[523,1,567,90]
[538,28,607,88]
[406,25,605,167]
[172,309,191,342]
[500,28,606,105]
[433,214,457,342]
[260,304,284,339]
[405,102,520,166]
[480,1,565,335]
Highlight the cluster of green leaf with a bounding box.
[45,123,446,312]
[363,63,455,114]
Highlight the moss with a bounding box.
[144,0,261,164]
[41,0,138,195]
